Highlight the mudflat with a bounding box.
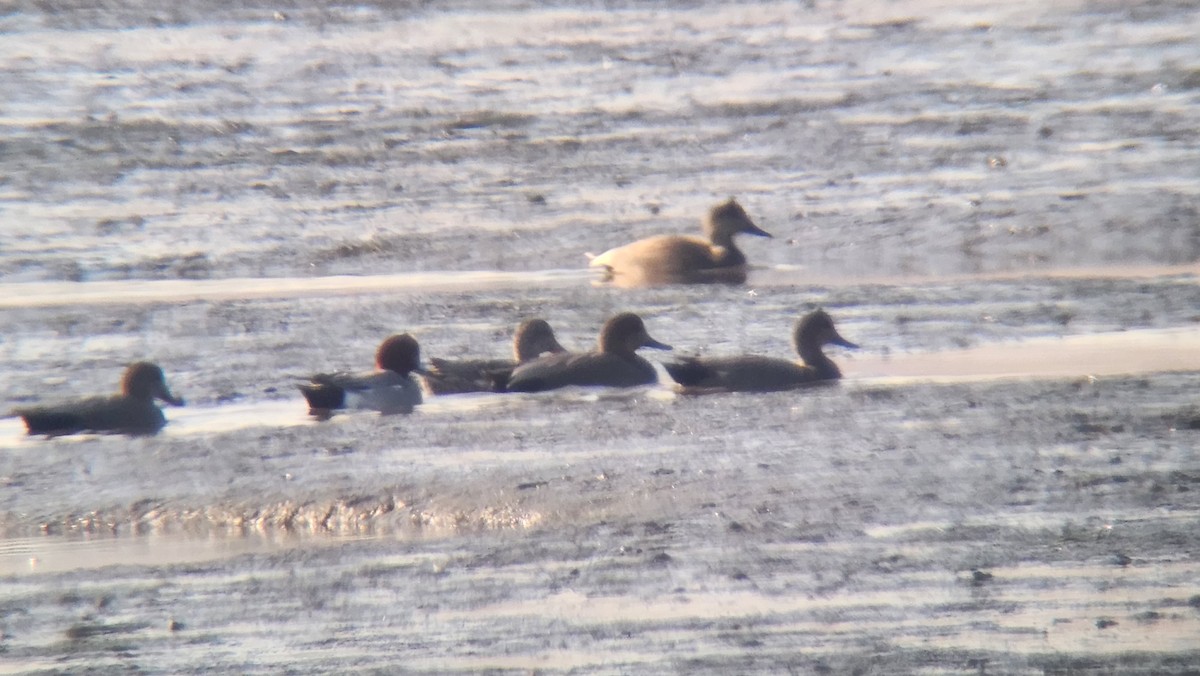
[2,0,1199,672]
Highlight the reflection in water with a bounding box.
[754,263,1200,288]
[419,557,1200,667]
[1,266,1195,310]
[847,327,1200,382]
[165,399,315,436]
[0,530,374,576]
[0,269,594,309]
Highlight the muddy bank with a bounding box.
[3,0,1200,671]
[2,270,1199,672]
[3,371,1200,672]
[3,300,1200,671]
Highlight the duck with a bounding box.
[421,318,568,395]
[15,362,185,436]
[663,309,858,392]
[299,334,425,415]
[505,313,672,392]
[588,198,772,287]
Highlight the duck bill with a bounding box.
[745,222,772,238]
[830,331,859,350]
[156,385,186,407]
[642,337,673,351]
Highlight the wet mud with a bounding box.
[2,0,1200,673]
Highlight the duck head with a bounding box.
[513,318,568,362]
[704,198,772,242]
[376,334,425,375]
[793,309,858,355]
[123,362,185,406]
[598,312,672,354]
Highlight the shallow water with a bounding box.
[3,0,1200,672]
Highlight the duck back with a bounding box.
[589,199,769,287]
[591,235,748,286]
[18,395,168,436]
[506,352,659,392]
[300,369,421,414]
[422,357,515,395]
[664,356,821,392]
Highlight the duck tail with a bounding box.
[585,251,618,282]
[297,383,344,411]
[15,408,83,436]
[662,357,710,387]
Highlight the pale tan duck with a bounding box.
[589,198,772,287]
[505,313,672,392]
[421,318,568,395]
[663,309,858,393]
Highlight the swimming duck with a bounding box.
[299,334,425,415]
[589,198,772,287]
[505,313,672,392]
[421,318,568,395]
[15,362,185,436]
[663,309,857,392]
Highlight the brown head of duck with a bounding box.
[512,318,568,362]
[597,312,673,356]
[792,309,858,380]
[589,197,772,287]
[375,334,424,375]
[700,198,772,267]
